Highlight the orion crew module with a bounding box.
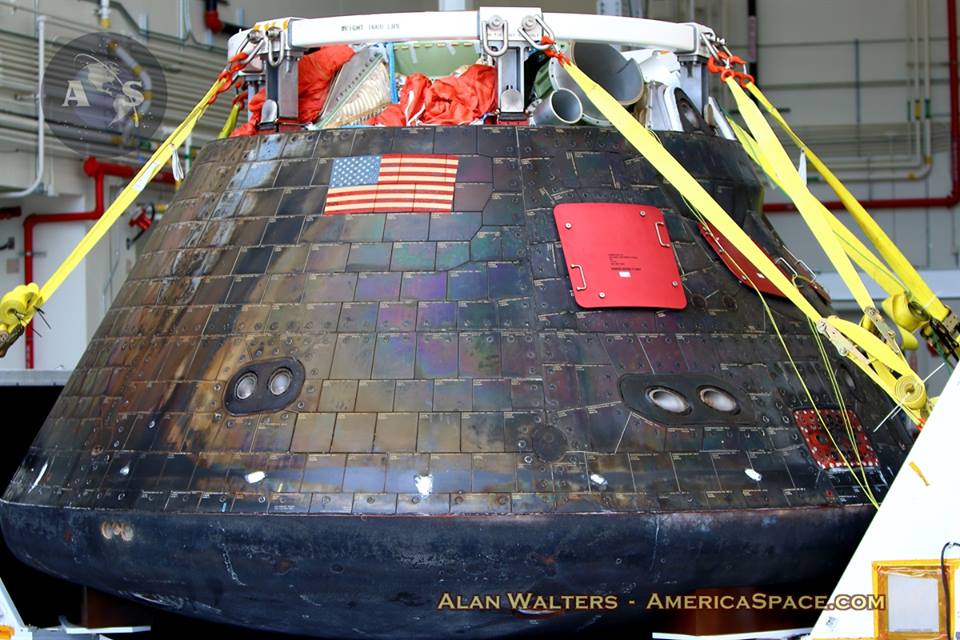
[0,7,924,639]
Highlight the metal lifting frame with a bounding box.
[227,8,717,126]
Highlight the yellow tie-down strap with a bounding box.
[727,105,918,352]
[745,81,950,324]
[557,60,927,424]
[0,77,230,353]
[721,77,917,400]
[736,80,957,361]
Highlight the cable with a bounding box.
[942,541,960,640]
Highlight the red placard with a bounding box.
[698,222,789,298]
[553,203,686,310]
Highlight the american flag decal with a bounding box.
[323,154,459,214]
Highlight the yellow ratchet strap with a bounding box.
[219,101,242,139]
[558,61,924,424]
[725,79,881,318]
[728,115,919,351]
[745,81,951,323]
[730,118,906,299]
[0,77,229,348]
[724,78,922,401]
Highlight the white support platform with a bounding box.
[0,578,149,639]
[811,364,960,638]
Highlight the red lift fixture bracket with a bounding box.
[698,221,789,298]
[553,203,686,310]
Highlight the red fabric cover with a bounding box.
[231,44,355,137]
[369,64,496,126]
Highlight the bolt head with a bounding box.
[564,222,572,229]
[598,292,606,299]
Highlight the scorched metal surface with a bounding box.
[1,126,911,638]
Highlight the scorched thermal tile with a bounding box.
[435,241,470,270]
[497,298,534,331]
[376,301,417,332]
[304,273,358,302]
[397,493,450,514]
[236,188,282,218]
[510,378,544,409]
[301,214,344,243]
[482,193,524,226]
[279,131,319,159]
[434,126,477,154]
[353,493,398,515]
[374,413,418,453]
[384,453,429,491]
[400,271,446,300]
[428,453,472,492]
[261,274,306,304]
[476,127,516,156]
[255,133,286,161]
[337,301,378,332]
[453,183,493,212]
[350,127,397,154]
[341,453,387,491]
[584,453,634,492]
[354,272,400,301]
[469,230,500,261]
[447,265,488,301]
[416,413,461,453]
[428,211,481,241]
[383,213,430,241]
[372,334,416,379]
[314,129,355,157]
[291,413,335,453]
[318,380,358,412]
[273,159,319,190]
[415,333,458,379]
[551,453,590,493]
[301,454,345,492]
[308,492,352,513]
[269,493,311,513]
[340,214,386,242]
[457,300,496,330]
[393,379,433,412]
[471,453,516,491]
[416,301,457,331]
[455,155,492,183]
[529,242,558,279]
[433,378,473,412]
[492,157,521,192]
[301,303,341,333]
[461,413,505,453]
[390,242,436,271]
[347,243,392,272]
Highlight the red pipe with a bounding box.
[23,157,176,368]
[765,0,959,212]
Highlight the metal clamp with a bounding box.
[481,16,508,58]
[570,264,588,291]
[775,256,798,278]
[265,26,286,67]
[517,14,553,50]
[654,221,670,248]
[783,246,818,284]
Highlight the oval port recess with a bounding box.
[619,373,753,425]
[224,357,305,415]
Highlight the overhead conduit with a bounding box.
[765,0,959,212]
[23,157,176,369]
